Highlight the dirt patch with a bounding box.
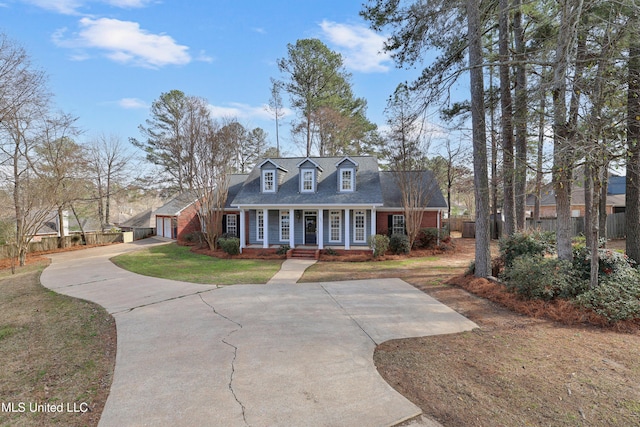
[0,268,116,427]
[375,238,640,427]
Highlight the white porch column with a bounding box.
[289,208,295,248]
[437,209,441,245]
[370,207,377,239]
[344,209,350,250]
[317,209,324,249]
[263,209,269,249]
[239,209,246,253]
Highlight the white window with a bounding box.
[340,169,354,191]
[280,210,290,241]
[302,169,314,192]
[262,170,275,192]
[256,210,264,241]
[329,210,341,242]
[226,215,237,237]
[353,210,366,243]
[392,214,406,235]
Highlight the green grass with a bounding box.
[111,243,284,285]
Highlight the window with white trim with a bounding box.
[256,210,264,241]
[280,210,290,241]
[262,170,275,192]
[340,169,354,191]
[353,210,366,243]
[226,215,237,237]
[329,210,341,242]
[392,214,406,235]
[302,169,314,192]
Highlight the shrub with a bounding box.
[414,228,450,249]
[572,246,638,281]
[576,272,640,322]
[323,247,339,256]
[368,234,390,258]
[276,244,290,255]
[389,233,410,255]
[217,237,240,255]
[499,230,556,268]
[502,255,585,300]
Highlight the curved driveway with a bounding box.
[41,239,477,427]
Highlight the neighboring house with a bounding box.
[525,180,626,218]
[119,208,157,240]
[230,156,447,252]
[154,174,248,241]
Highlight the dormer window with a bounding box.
[302,169,314,192]
[262,170,275,193]
[296,158,322,194]
[258,159,288,194]
[336,156,358,193]
[340,168,354,192]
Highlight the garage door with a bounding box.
[164,218,172,239]
[156,217,163,237]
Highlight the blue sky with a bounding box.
[1,0,455,155]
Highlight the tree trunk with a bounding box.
[584,167,593,249]
[534,89,545,222]
[499,0,516,236]
[467,0,491,278]
[58,206,66,249]
[626,14,640,264]
[552,0,584,262]
[513,0,527,231]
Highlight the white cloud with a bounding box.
[22,0,151,14]
[105,0,151,7]
[23,0,83,14]
[53,17,191,68]
[208,102,293,122]
[118,97,147,109]
[319,20,391,73]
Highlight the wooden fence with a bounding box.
[0,232,125,260]
[525,212,626,239]
[450,212,627,240]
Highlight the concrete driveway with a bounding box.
[40,239,477,427]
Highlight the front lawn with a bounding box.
[111,243,284,285]
[0,263,115,427]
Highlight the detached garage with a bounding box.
[153,193,200,241]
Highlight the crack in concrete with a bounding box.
[198,294,248,426]
[320,285,377,345]
[109,288,221,315]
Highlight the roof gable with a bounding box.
[296,158,324,172]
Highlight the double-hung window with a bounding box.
[280,210,290,241]
[340,169,354,191]
[329,210,341,242]
[302,169,314,192]
[262,170,275,192]
[392,214,406,235]
[353,210,366,243]
[226,215,237,237]
[256,210,264,241]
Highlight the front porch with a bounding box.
[237,207,379,253]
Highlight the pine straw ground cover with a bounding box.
[373,239,640,426]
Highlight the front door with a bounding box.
[305,214,317,245]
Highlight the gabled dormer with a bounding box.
[335,157,359,193]
[296,158,323,193]
[258,159,288,194]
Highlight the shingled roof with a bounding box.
[230,156,384,206]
